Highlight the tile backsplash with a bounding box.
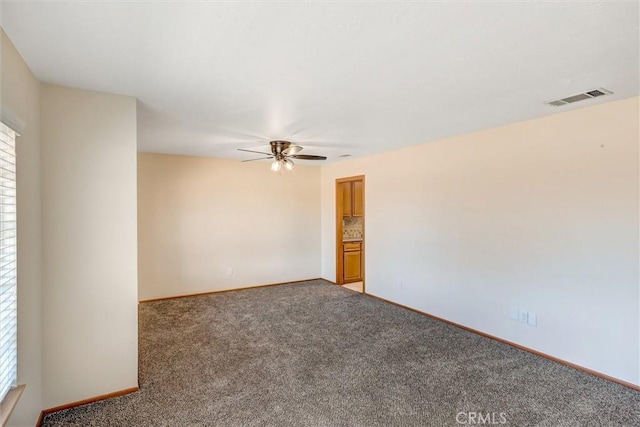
[343,216,363,240]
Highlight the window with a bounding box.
[0,121,17,403]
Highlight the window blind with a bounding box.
[0,121,17,402]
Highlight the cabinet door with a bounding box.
[344,250,362,283]
[353,180,363,216]
[342,182,352,216]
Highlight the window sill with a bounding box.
[0,384,25,427]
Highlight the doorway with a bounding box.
[335,175,365,293]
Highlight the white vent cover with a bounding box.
[546,88,612,107]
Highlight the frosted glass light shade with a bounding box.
[271,159,282,172]
[284,159,294,171]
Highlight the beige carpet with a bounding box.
[41,280,640,426]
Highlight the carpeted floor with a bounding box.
[41,280,640,426]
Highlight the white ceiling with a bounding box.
[2,1,639,163]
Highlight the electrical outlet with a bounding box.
[226,267,233,277]
[528,312,537,327]
[510,308,519,321]
[518,309,528,323]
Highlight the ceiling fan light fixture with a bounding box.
[284,158,295,171]
[239,140,327,171]
[270,159,282,172]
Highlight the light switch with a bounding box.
[518,309,528,323]
[528,312,537,326]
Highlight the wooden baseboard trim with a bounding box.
[37,387,139,426]
[365,293,640,392]
[320,278,337,285]
[139,278,322,303]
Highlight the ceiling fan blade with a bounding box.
[241,156,273,162]
[238,148,272,155]
[282,144,303,155]
[289,154,327,160]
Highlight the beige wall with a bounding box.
[321,97,640,386]
[40,84,138,408]
[138,153,321,301]
[1,30,42,427]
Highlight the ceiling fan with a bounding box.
[238,140,327,172]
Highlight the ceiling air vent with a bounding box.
[546,88,612,107]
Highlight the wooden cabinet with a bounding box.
[341,180,363,217]
[336,175,365,286]
[343,242,362,283]
[341,182,352,216]
[343,242,360,252]
[353,180,363,216]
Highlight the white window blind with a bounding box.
[0,121,17,402]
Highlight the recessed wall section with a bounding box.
[137,153,321,301]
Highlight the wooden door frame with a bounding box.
[335,175,365,291]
